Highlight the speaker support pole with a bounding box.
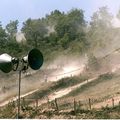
[17,70,21,119]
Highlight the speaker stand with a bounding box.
[17,70,21,119]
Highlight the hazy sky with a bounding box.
[0,0,120,29]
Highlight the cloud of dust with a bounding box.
[45,26,55,37]
[112,17,120,28]
[88,8,120,74]
[16,32,26,43]
[44,54,87,81]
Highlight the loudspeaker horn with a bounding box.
[0,53,12,73]
[0,53,19,73]
[22,48,43,70]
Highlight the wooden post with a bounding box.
[47,96,50,109]
[78,100,81,111]
[119,101,120,111]
[55,98,59,111]
[88,98,91,110]
[112,98,114,108]
[119,101,120,108]
[22,97,25,107]
[74,98,77,114]
[17,70,21,119]
[36,99,38,108]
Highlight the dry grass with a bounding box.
[1,72,120,118]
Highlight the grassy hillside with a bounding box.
[1,72,120,118]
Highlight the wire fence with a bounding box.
[17,94,120,112]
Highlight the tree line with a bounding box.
[0,6,120,61]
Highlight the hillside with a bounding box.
[1,70,120,118]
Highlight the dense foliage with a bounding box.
[0,7,119,61]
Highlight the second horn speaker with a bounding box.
[28,48,43,70]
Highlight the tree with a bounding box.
[58,33,70,49]
[87,53,100,71]
[6,20,19,40]
[55,9,88,51]
[55,9,86,40]
[88,6,113,51]
[0,23,8,53]
[116,9,120,23]
[46,10,64,26]
[22,18,48,48]
[46,33,58,46]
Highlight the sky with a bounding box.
[0,0,120,29]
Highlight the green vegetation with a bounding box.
[66,73,113,97]
[0,6,118,61]
[0,102,16,118]
[25,75,88,99]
